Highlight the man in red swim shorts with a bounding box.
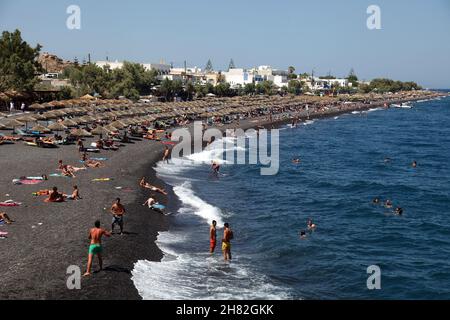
[210,220,217,253]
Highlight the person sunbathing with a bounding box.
[33,189,50,196]
[0,212,14,224]
[84,158,104,168]
[58,160,86,174]
[139,177,168,195]
[44,187,65,203]
[62,166,76,177]
[143,197,164,214]
[64,185,81,200]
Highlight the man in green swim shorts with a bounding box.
[83,220,111,277]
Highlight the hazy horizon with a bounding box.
[1,0,449,88]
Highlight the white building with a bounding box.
[223,68,267,88]
[267,74,288,88]
[95,60,171,75]
[304,77,350,90]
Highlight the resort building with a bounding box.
[222,68,263,88]
[95,60,171,75]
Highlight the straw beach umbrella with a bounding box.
[70,128,92,137]
[28,103,45,110]
[31,124,51,133]
[17,115,37,131]
[3,119,24,129]
[91,126,112,136]
[48,122,68,134]
[110,120,126,129]
[61,119,78,127]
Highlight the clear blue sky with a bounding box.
[1,0,449,88]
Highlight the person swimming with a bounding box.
[395,207,403,215]
[300,230,307,239]
[385,199,393,208]
[372,198,380,204]
[307,218,316,230]
[292,158,301,164]
[412,161,417,168]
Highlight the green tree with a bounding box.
[56,86,74,100]
[287,80,302,95]
[256,81,275,95]
[228,59,235,71]
[347,68,359,87]
[205,59,213,72]
[214,82,231,97]
[243,83,256,95]
[0,29,43,92]
[159,78,173,101]
[185,80,195,100]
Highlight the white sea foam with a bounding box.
[173,182,224,225]
[131,138,291,300]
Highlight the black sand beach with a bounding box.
[0,92,446,300]
[0,137,171,299]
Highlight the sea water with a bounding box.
[132,95,450,300]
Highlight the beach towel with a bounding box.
[115,187,133,192]
[13,179,43,185]
[0,202,21,207]
[0,231,8,236]
[85,148,100,153]
[49,173,71,178]
[161,141,176,146]
[79,157,107,163]
[151,203,166,210]
[92,178,113,182]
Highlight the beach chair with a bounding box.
[14,128,41,138]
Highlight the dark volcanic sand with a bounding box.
[0,136,171,299]
[0,92,444,300]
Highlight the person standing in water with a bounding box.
[162,146,171,163]
[222,223,234,261]
[83,220,111,277]
[211,161,220,175]
[210,220,217,254]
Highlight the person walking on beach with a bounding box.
[83,220,111,277]
[111,198,125,235]
[162,145,170,163]
[222,223,234,261]
[210,220,217,253]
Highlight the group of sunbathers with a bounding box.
[34,185,81,202]
[140,177,168,214]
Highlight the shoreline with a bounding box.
[0,92,447,300]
